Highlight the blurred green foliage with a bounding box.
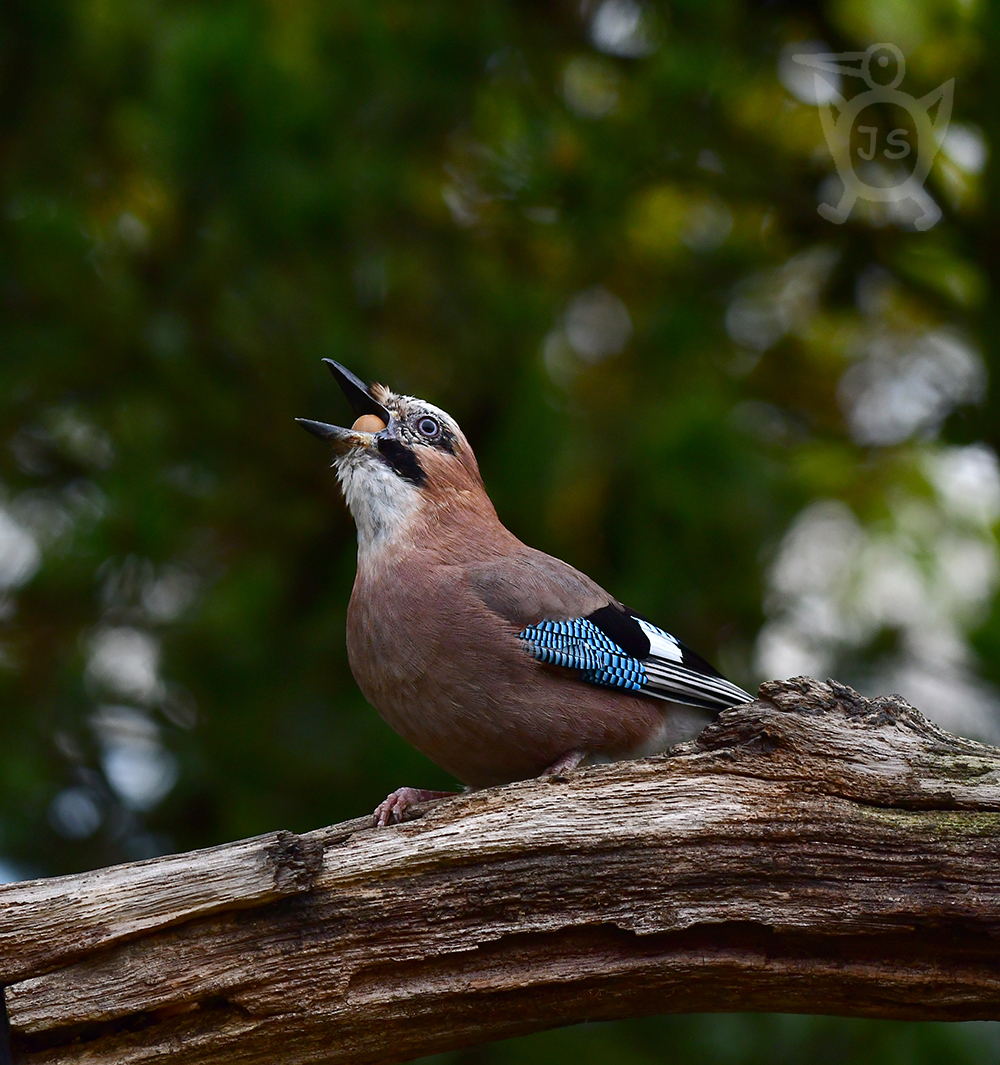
[423,1015,1000,1065]
[1,0,998,1060]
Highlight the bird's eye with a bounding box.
[416,416,441,439]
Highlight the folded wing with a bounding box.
[518,603,753,712]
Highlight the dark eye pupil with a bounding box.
[418,417,439,437]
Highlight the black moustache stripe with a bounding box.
[376,438,426,487]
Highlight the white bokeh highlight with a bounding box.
[838,330,985,447]
[0,508,41,590]
[48,787,103,840]
[756,446,1000,741]
[942,124,988,175]
[86,626,164,704]
[589,0,658,58]
[90,705,179,812]
[564,286,633,361]
[725,247,839,352]
[779,41,842,105]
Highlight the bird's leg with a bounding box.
[373,787,456,827]
[540,749,586,779]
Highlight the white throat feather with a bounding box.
[335,448,421,554]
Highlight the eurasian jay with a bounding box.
[299,361,753,825]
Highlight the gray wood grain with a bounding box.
[0,829,325,984]
[3,678,999,1065]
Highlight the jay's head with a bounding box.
[298,361,488,549]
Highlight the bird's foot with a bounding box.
[373,787,456,827]
[540,750,586,780]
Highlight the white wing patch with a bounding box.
[637,617,752,709]
[635,618,684,663]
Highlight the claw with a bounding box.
[540,750,586,779]
[373,787,455,827]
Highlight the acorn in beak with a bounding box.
[296,360,389,451]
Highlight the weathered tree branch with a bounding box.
[3,677,999,1064]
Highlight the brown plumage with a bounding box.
[298,362,751,825]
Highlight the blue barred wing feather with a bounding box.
[513,617,646,691]
[517,604,752,712]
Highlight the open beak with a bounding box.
[296,360,391,451]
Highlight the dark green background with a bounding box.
[1,0,998,1061]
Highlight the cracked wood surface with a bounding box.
[2,677,999,1065]
[0,831,324,987]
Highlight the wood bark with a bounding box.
[1,676,999,1065]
